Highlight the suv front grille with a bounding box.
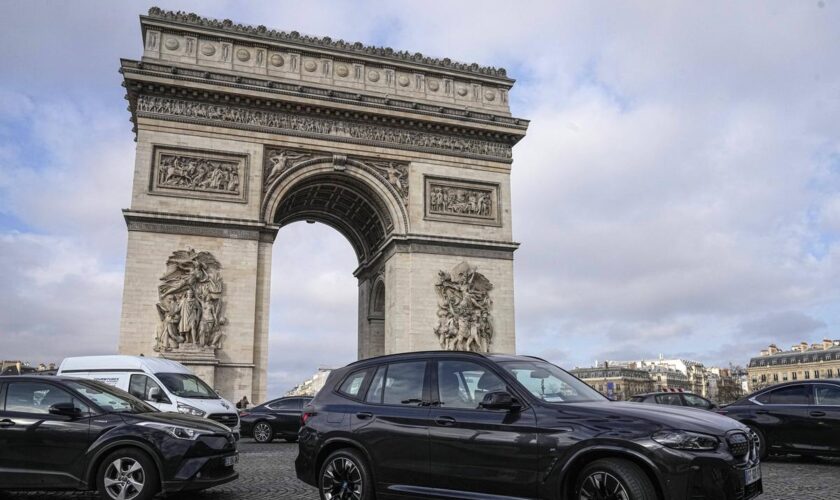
[208,413,239,429]
[728,432,749,457]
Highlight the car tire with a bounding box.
[97,448,159,500]
[574,458,657,500]
[253,421,274,443]
[318,448,373,500]
[748,425,768,460]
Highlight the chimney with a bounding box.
[768,344,779,355]
[801,341,809,351]
[823,339,833,350]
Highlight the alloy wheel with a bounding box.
[579,471,630,500]
[321,456,363,500]
[103,457,145,500]
[254,422,272,442]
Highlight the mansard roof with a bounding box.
[749,346,840,368]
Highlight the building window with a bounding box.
[828,369,834,378]
[615,384,621,391]
[760,374,767,382]
[782,373,788,381]
[805,371,810,379]
[792,372,798,380]
[773,373,778,382]
[814,370,820,379]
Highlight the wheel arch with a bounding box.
[557,446,665,500]
[314,437,376,483]
[85,439,165,492]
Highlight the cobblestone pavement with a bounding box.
[2,441,838,499]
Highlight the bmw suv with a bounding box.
[295,352,762,500]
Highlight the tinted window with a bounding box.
[156,373,218,399]
[129,374,166,402]
[338,369,370,399]
[4,382,76,414]
[268,399,300,410]
[501,360,605,403]
[656,394,683,406]
[683,394,711,409]
[438,360,506,410]
[382,362,426,406]
[815,384,840,405]
[759,385,810,404]
[65,380,156,414]
[629,396,645,402]
[365,366,386,404]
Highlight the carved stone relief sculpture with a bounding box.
[425,177,499,225]
[263,148,315,189]
[154,249,227,354]
[151,147,248,202]
[369,161,408,203]
[434,262,494,353]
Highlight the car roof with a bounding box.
[633,391,702,397]
[58,355,191,374]
[343,351,547,369]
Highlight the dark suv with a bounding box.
[296,352,762,500]
[0,376,238,500]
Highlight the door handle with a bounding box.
[0,419,15,428]
[810,411,826,417]
[355,412,373,420]
[755,410,769,415]
[435,416,456,427]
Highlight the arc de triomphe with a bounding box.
[117,8,529,403]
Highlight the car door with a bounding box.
[351,361,432,492]
[428,359,540,498]
[807,383,840,453]
[128,373,172,409]
[754,384,812,453]
[266,398,304,436]
[0,380,92,488]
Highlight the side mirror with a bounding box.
[49,402,82,418]
[479,391,520,411]
[148,386,163,402]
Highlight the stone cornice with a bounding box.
[144,7,512,82]
[123,209,279,242]
[120,59,529,132]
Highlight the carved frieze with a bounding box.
[137,95,512,161]
[154,249,227,354]
[425,176,500,225]
[263,148,317,190]
[151,146,248,202]
[369,161,409,203]
[434,262,494,353]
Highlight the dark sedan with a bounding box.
[0,376,238,500]
[630,391,718,410]
[240,396,312,443]
[717,379,840,459]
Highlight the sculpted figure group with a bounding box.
[430,185,493,217]
[154,249,227,352]
[157,154,241,194]
[434,262,494,353]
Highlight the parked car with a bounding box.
[57,355,241,437]
[630,391,718,410]
[240,396,313,443]
[295,351,762,500]
[716,379,840,459]
[0,375,238,500]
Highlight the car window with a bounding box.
[656,394,683,406]
[338,369,370,399]
[156,373,218,399]
[4,382,86,415]
[758,385,810,404]
[683,394,711,409]
[815,385,840,405]
[629,396,645,402]
[365,366,386,404]
[501,360,605,403]
[382,362,426,406]
[437,360,506,410]
[268,399,299,410]
[128,374,167,402]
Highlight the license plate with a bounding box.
[744,464,761,485]
[224,454,238,467]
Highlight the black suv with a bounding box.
[630,391,718,410]
[0,376,238,500]
[296,352,762,500]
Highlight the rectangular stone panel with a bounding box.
[424,176,501,226]
[149,146,249,203]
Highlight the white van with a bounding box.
[57,355,240,436]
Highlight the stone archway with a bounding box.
[116,8,528,403]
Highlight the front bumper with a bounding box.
[162,452,240,492]
[653,446,762,500]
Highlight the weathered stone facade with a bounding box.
[118,8,528,403]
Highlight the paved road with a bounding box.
[2,441,838,499]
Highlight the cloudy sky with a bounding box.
[2,1,839,397]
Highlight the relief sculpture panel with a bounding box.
[425,176,500,225]
[434,262,494,353]
[151,146,248,202]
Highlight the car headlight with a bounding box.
[137,421,213,440]
[652,430,719,451]
[177,402,206,417]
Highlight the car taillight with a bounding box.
[301,411,315,425]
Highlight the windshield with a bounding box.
[66,380,157,414]
[500,360,607,403]
[156,372,218,399]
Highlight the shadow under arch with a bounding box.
[261,156,409,268]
